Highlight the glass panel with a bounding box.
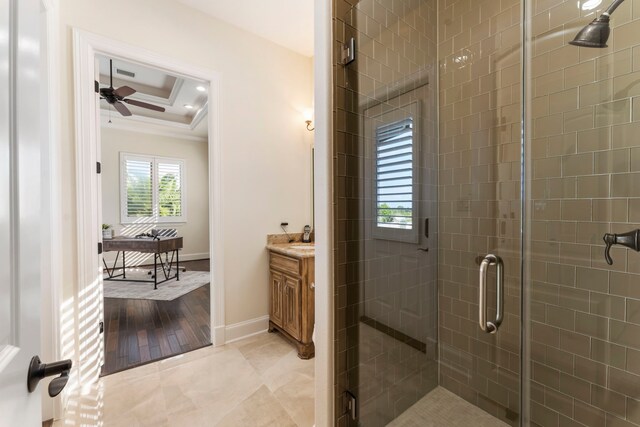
[436,0,522,424]
[334,1,439,425]
[334,0,521,425]
[524,0,640,426]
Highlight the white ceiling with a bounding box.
[175,0,314,57]
[97,55,208,139]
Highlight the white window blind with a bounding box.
[157,161,183,218]
[124,158,153,218]
[376,118,414,230]
[120,153,186,223]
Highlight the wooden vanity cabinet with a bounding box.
[268,251,314,359]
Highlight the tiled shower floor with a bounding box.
[388,386,510,427]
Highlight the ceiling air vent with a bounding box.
[116,68,135,78]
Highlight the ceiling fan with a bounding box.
[98,59,166,117]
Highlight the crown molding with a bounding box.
[100,111,207,142]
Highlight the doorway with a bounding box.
[97,55,212,375]
[71,29,224,387]
[332,0,640,426]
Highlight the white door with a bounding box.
[0,0,47,425]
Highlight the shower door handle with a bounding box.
[478,254,504,334]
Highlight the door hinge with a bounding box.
[344,390,357,421]
[94,80,100,94]
[98,242,103,255]
[96,161,101,174]
[99,321,104,334]
[341,37,356,65]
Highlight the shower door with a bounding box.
[334,0,522,425]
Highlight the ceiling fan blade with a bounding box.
[114,85,136,98]
[112,101,132,117]
[124,99,166,112]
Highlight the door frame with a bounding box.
[70,28,225,386]
[313,0,334,424]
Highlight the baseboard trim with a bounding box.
[225,315,270,344]
[212,325,225,347]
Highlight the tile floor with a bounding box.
[54,331,314,427]
[388,387,510,427]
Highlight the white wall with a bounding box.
[101,127,210,264]
[58,0,313,333]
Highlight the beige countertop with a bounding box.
[266,242,315,259]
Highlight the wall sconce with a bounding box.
[304,109,314,131]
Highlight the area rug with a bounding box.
[103,269,210,301]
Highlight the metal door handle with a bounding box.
[479,254,504,334]
[27,356,72,397]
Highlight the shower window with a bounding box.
[368,102,420,243]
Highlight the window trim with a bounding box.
[366,101,420,244]
[119,152,187,224]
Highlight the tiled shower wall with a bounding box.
[335,0,640,426]
[333,0,439,425]
[437,0,523,425]
[527,0,640,426]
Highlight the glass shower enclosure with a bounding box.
[332,0,640,426]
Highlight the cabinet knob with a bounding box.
[310,282,315,289]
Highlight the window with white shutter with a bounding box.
[367,100,420,243]
[376,118,414,230]
[120,153,186,223]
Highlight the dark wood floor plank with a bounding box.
[101,259,211,376]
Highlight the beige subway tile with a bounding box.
[579,80,613,108]
[591,338,626,369]
[597,49,632,80]
[577,175,610,198]
[561,199,592,221]
[535,113,564,137]
[631,147,640,171]
[594,149,631,173]
[590,292,625,320]
[614,70,640,100]
[593,198,628,222]
[562,152,593,176]
[575,355,607,386]
[577,127,611,152]
[565,61,596,89]
[612,172,640,197]
[576,312,608,341]
[534,156,562,178]
[610,320,640,350]
[591,384,627,417]
[548,177,576,199]
[565,106,595,133]
[595,99,631,128]
[612,120,640,149]
[614,18,640,51]
[536,70,564,97]
[576,267,609,293]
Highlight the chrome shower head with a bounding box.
[569,0,625,48]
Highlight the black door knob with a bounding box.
[27,356,72,397]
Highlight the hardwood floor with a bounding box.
[101,259,211,376]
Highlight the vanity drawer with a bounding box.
[270,252,301,276]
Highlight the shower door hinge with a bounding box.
[341,37,356,65]
[344,390,357,421]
